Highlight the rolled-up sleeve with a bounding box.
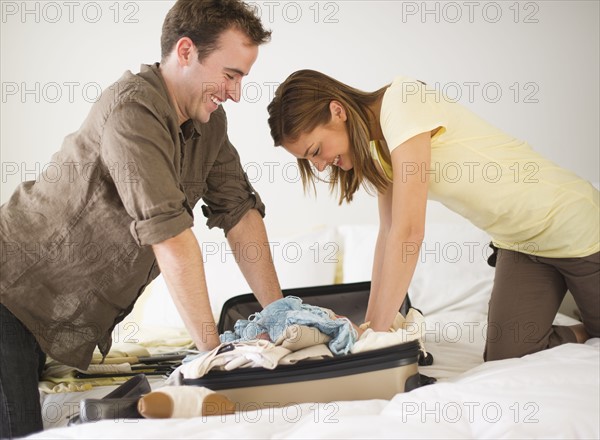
[201,128,265,236]
[100,100,193,246]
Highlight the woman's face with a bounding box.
[283,101,353,172]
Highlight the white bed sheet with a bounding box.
[32,311,600,439]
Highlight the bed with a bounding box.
[29,205,600,439]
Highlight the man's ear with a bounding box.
[174,37,195,66]
[329,100,348,122]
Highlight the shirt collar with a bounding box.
[139,63,202,139]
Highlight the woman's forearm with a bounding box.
[367,225,389,320]
[365,227,423,331]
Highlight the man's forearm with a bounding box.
[227,209,283,307]
[152,228,220,351]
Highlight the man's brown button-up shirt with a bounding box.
[0,63,265,370]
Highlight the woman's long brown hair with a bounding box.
[267,70,390,204]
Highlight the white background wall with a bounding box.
[2,0,599,241]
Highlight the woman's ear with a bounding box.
[329,100,348,122]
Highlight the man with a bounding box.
[0,0,283,436]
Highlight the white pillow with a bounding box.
[338,224,378,284]
[412,221,495,315]
[271,226,340,289]
[141,227,340,328]
[339,219,495,315]
[140,276,187,329]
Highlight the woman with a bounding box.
[267,69,599,361]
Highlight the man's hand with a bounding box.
[352,321,366,339]
[331,311,365,339]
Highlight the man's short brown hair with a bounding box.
[161,0,271,62]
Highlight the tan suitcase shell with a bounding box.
[183,282,429,407]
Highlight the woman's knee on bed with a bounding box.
[561,252,600,338]
[483,322,578,361]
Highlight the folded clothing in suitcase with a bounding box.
[181,282,435,406]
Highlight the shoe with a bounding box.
[68,374,151,425]
[99,373,152,400]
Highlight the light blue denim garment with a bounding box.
[220,296,357,355]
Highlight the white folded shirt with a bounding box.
[351,308,426,354]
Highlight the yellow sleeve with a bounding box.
[380,77,448,153]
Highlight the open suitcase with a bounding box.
[182,282,435,406]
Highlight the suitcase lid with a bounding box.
[217,282,411,333]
